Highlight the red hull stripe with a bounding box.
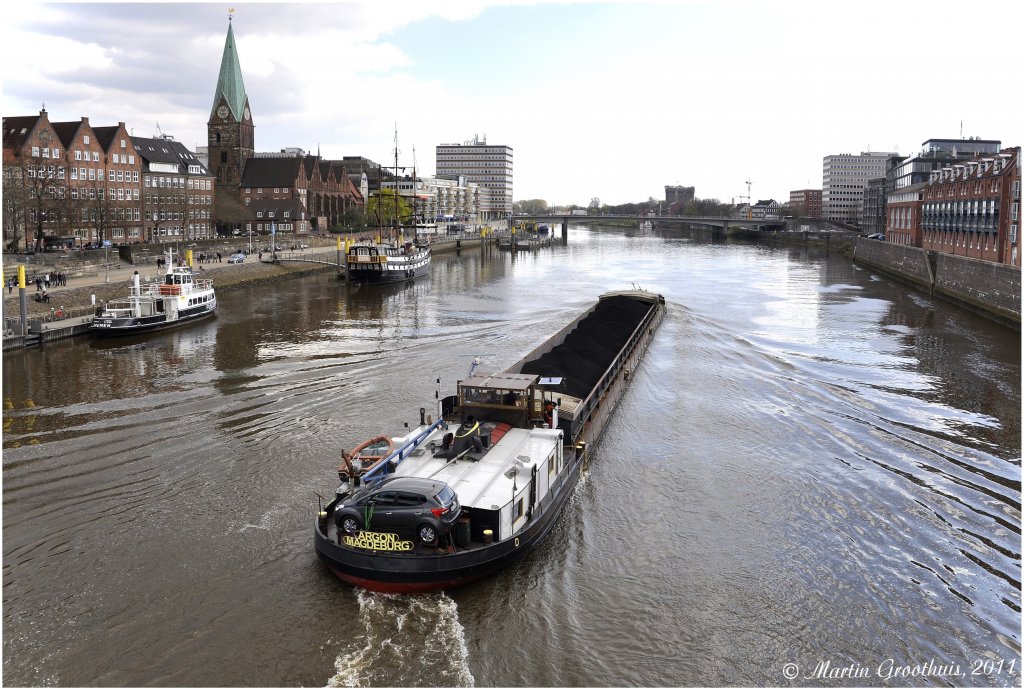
[330,568,482,594]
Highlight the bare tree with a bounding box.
[18,154,67,251]
[214,191,248,237]
[3,162,29,251]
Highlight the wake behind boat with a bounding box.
[90,249,216,337]
[314,289,665,593]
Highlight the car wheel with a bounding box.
[339,515,360,534]
[417,524,438,545]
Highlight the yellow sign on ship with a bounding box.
[343,531,414,552]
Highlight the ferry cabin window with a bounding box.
[514,498,525,520]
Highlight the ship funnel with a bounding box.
[132,271,141,296]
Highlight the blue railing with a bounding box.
[361,417,446,484]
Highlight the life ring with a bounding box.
[337,435,395,478]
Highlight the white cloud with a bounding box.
[2,1,1021,207]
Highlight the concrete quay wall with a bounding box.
[853,238,1020,328]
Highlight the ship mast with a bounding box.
[393,125,400,245]
[412,145,418,236]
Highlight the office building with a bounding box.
[435,136,512,219]
[822,151,898,224]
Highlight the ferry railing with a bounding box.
[361,417,447,485]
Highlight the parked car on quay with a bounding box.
[333,476,461,545]
[227,253,246,264]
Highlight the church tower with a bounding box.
[207,15,254,191]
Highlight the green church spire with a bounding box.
[211,18,248,120]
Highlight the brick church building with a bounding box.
[207,18,362,237]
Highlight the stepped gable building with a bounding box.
[133,135,215,242]
[3,109,147,248]
[90,122,144,243]
[3,109,70,249]
[304,154,364,229]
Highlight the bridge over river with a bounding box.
[518,213,786,240]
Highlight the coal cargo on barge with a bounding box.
[314,289,666,593]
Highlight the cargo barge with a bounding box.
[314,289,665,592]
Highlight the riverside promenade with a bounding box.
[2,228,502,349]
[2,246,341,349]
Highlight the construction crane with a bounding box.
[736,179,753,219]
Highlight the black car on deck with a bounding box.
[334,476,461,545]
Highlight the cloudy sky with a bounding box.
[3,1,1021,207]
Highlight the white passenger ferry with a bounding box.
[90,250,216,337]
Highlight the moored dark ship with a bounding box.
[314,289,665,592]
[345,241,430,285]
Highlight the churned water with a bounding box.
[2,227,1019,686]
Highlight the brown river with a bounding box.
[2,226,1020,687]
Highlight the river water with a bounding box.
[2,226,1020,687]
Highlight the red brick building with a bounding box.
[208,21,362,236]
[918,147,1020,266]
[91,122,144,243]
[3,110,144,248]
[3,109,66,250]
[789,189,822,219]
[885,182,927,246]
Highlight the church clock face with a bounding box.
[217,105,229,119]
[243,106,250,121]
